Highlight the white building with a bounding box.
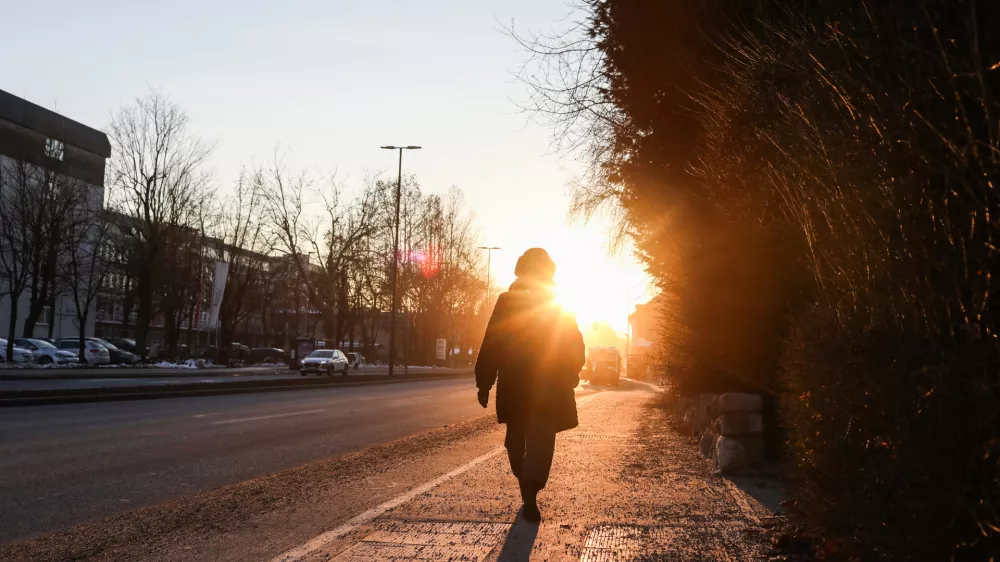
[0,89,111,340]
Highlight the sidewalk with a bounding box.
[277,382,779,561]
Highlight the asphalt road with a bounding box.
[0,377,486,543]
[0,366,466,391]
[0,380,780,562]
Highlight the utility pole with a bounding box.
[381,145,421,376]
[478,246,500,309]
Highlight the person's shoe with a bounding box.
[519,480,542,523]
[521,500,542,523]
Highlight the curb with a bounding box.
[0,367,289,381]
[0,366,466,381]
[0,371,474,407]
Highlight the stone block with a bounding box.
[718,412,763,437]
[716,437,745,472]
[692,407,710,436]
[715,435,765,473]
[699,429,717,459]
[717,393,763,413]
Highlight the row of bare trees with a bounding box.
[0,141,113,360]
[1,90,491,363]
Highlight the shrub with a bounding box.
[695,1,1000,557]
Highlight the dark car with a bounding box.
[87,338,139,364]
[105,337,150,358]
[201,343,251,364]
[249,347,289,364]
[230,342,250,361]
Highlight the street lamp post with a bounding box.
[478,246,500,308]
[381,145,421,377]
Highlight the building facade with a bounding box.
[0,89,111,340]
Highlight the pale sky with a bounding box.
[3,0,650,332]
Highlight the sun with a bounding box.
[546,236,651,334]
[491,225,652,334]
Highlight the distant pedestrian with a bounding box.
[475,248,585,522]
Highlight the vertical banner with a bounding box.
[209,261,229,327]
[435,338,447,361]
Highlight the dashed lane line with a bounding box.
[211,409,327,425]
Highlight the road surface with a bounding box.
[1,379,781,561]
[0,377,484,542]
[0,366,466,391]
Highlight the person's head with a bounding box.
[514,248,556,282]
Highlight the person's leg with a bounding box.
[522,424,557,489]
[504,421,527,480]
[518,422,557,522]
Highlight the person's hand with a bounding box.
[477,388,489,408]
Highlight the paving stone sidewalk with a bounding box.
[292,383,778,562]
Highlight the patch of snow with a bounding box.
[152,360,200,369]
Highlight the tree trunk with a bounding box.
[77,325,87,364]
[23,287,44,337]
[5,295,18,360]
[47,293,56,339]
[23,247,57,337]
[136,274,153,360]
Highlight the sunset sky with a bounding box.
[3,0,651,332]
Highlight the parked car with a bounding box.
[105,337,149,358]
[299,349,349,376]
[87,338,139,364]
[346,352,365,369]
[200,343,251,364]
[0,339,35,363]
[231,342,250,361]
[249,347,289,364]
[54,339,111,365]
[12,338,80,365]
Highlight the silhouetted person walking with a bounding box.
[475,248,585,522]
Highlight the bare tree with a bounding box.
[22,168,89,336]
[214,170,272,354]
[0,155,34,359]
[260,159,383,346]
[0,150,91,359]
[106,91,212,358]
[62,212,114,363]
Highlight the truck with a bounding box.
[586,346,621,386]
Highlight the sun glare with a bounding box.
[495,226,652,335]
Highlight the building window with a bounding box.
[45,138,65,161]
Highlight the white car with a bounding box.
[300,349,349,376]
[54,339,111,365]
[0,339,35,364]
[13,338,80,365]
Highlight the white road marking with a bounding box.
[211,409,326,425]
[270,448,505,562]
[270,391,606,562]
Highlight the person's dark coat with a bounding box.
[475,278,586,433]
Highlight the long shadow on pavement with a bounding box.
[496,513,540,561]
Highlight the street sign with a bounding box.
[435,338,447,361]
